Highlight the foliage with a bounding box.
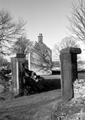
[53,36,79,60]
[0,67,11,92]
[77,58,85,70]
[0,9,26,55]
[68,0,85,44]
[11,36,33,54]
[0,55,9,67]
[52,61,60,68]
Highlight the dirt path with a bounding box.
[0,89,61,120]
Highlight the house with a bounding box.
[30,33,52,74]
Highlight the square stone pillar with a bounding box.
[11,53,25,96]
[60,47,81,101]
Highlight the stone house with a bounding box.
[30,33,52,74]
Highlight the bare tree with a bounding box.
[0,10,26,55]
[12,36,33,54]
[68,0,85,43]
[53,36,79,60]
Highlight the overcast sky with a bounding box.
[0,0,79,49]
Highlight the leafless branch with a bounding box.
[0,9,26,54]
[68,0,85,44]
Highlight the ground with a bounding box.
[0,73,85,120]
[0,89,61,120]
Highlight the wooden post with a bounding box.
[16,61,19,93]
[28,52,31,70]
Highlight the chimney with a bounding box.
[38,33,43,43]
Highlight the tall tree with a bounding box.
[0,9,25,55]
[12,36,33,54]
[53,36,79,60]
[68,0,85,43]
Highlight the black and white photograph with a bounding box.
[0,0,85,119]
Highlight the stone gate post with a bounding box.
[11,53,25,96]
[60,47,81,101]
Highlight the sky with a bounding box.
[0,0,78,50]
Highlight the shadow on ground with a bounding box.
[42,78,61,92]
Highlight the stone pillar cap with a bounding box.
[60,47,81,54]
[16,53,25,58]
